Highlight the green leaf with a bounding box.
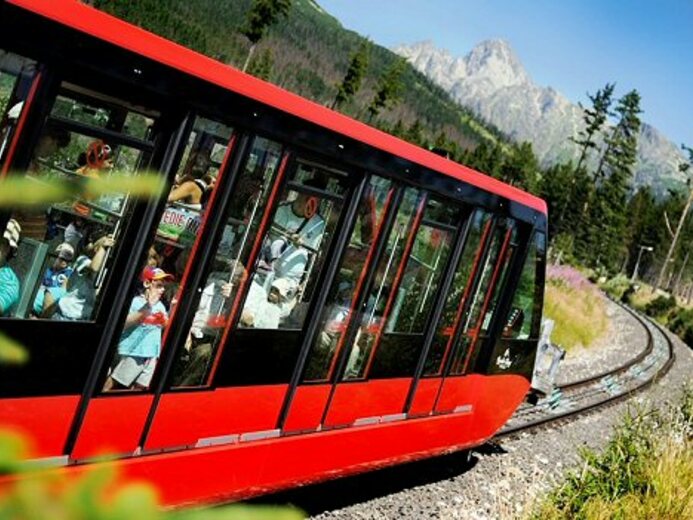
[0,430,29,474]
[170,504,306,520]
[0,331,28,365]
[0,172,166,208]
[106,483,161,520]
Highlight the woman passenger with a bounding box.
[167,150,213,210]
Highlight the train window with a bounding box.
[0,51,38,168]
[502,232,545,341]
[171,136,283,388]
[447,218,516,375]
[368,196,460,379]
[3,83,159,321]
[423,209,492,376]
[487,231,546,376]
[384,198,458,334]
[341,187,425,380]
[102,116,233,392]
[238,161,349,330]
[302,175,394,382]
[51,89,153,141]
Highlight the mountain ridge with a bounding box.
[395,39,686,195]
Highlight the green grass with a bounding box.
[543,278,608,351]
[531,386,693,520]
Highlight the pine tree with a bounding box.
[591,90,642,271]
[366,58,406,122]
[500,141,539,192]
[624,186,657,275]
[332,41,370,109]
[571,83,615,172]
[391,119,406,139]
[405,119,426,147]
[247,48,274,81]
[556,83,615,233]
[241,0,292,72]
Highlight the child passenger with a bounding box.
[33,242,74,315]
[103,266,173,391]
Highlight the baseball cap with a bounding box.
[142,266,174,282]
[270,278,293,298]
[55,242,75,261]
[2,219,21,251]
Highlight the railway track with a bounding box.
[498,303,675,437]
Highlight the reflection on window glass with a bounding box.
[501,232,543,340]
[51,91,154,141]
[303,176,393,382]
[385,214,454,333]
[448,219,516,375]
[171,136,283,388]
[4,84,159,323]
[0,51,38,167]
[100,117,233,392]
[238,162,348,331]
[342,187,424,380]
[366,196,461,379]
[424,209,491,375]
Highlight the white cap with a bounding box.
[270,278,293,298]
[7,101,24,120]
[2,219,21,250]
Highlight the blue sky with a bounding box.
[318,0,693,149]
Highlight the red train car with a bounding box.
[0,0,547,507]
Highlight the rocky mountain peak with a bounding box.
[464,39,529,88]
[393,39,686,196]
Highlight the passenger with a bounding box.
[43,235,115,320]
[146,246,163,268]
[76,140,113,178]
[239,278,292,329]
[32,242,74,316]
[16,124,71,241]
[259,179,326,298]
[63,218,86,250]
[103,266,173,391]
[167,150,213,210]
[173,260,246,386]
[0,219,21,317]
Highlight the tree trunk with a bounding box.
[655,188,693,292]
[242,43,257,73]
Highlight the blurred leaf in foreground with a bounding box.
[0,331,28,365]
[0,430,28,475]
[0,430,305,519]
[0,171,166,208]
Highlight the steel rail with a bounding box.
[497,304,675,438]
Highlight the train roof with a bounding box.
[8,0,547,215]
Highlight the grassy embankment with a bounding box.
[531,386,693,519]
[544,265,609,351]
[601,274,693,345]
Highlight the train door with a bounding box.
[140,152,356,452]
[289,185,465,430]
[69,114,238,459]
[0,53,176,460]
[432,216,518,413]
